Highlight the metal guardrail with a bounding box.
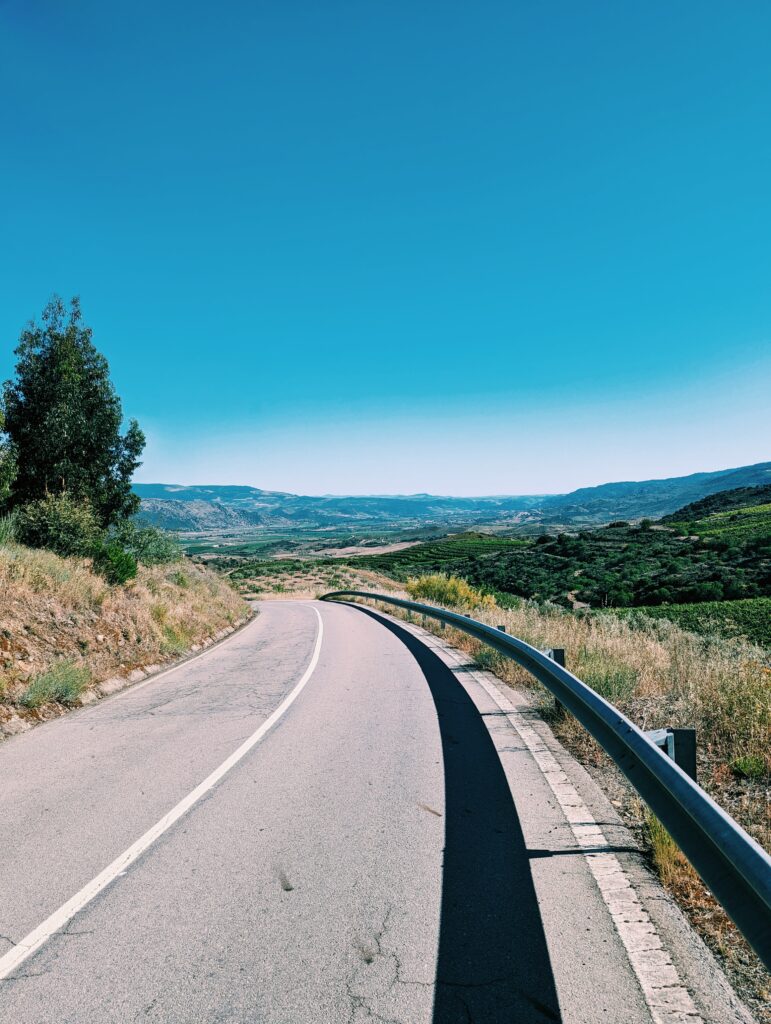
[321,590,771,970]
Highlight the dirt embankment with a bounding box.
[0,543,251,738]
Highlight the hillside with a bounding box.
[0,542,249,735]
[662,482,771,522]
[350,522,770,608]
[541,462,771,522]
[134,461,771,534]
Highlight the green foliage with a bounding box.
[730,754,766,781]
[14,493,101,557]
[0,410,16,511]
[357,532,528,577]
[109,518,180,565]
[0,512,16,546]
[670,502,771,545]
[617,598,771,649]
[663,482,771,523]
[160,623,192,655]
[579,653,638,702]
[405,572,496,609]
[19,659,90,707]
[348,514,770,610]
[2,296,145,527]
[92,541,138,585]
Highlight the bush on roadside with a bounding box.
[406,572,496,609]
[19,659,90,707]
[0,511,16,546]
[14,493,101,557]
[109,518,180,565]
[92,541,137,585]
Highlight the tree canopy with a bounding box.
[2,296,145,526]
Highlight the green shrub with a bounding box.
[160,623,191,655]
[0,512,16,545]
[730,754,766,780]
[92,542,137,585]
[19,659,90,707]
[109,519,180,565]
[617,598,771,649]
[14,494,101,557]
[578,651,638,702]
[406,573,496,609]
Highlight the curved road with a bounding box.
[0,601,747,1023]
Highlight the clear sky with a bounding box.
[1,1,769,495]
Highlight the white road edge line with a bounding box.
[0,605,324,983]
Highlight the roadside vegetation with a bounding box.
[0,296,249,727]
[615,598,771,649]
[0,542,246,724]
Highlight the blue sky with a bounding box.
[1,1,769,495]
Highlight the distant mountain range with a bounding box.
[134,461,771,534]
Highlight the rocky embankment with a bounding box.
[0,543,251,739]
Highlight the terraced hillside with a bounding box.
[664,483,771,543]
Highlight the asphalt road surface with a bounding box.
[0,600,749,1023]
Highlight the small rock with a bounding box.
[98,677,126,696]
[1,713,32,737]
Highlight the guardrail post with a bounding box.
[645,727,697,782]
[671,728,697,782]
[544,648,565,668]
[542,649,567,717]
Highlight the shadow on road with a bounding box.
[357,608,562,1024]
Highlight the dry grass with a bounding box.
[0,541,249,717]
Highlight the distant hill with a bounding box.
[662,482,771,522]
[133,461,771,534]
[134,484,545,533]
[537,462,771,525]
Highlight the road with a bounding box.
[0,600,749,1023]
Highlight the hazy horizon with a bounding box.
[133,455,770,499]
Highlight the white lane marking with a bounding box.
[0,606,324,982]
[410,625,703,1024]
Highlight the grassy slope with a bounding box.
[617,597,771,648]
[0,542,249,720]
